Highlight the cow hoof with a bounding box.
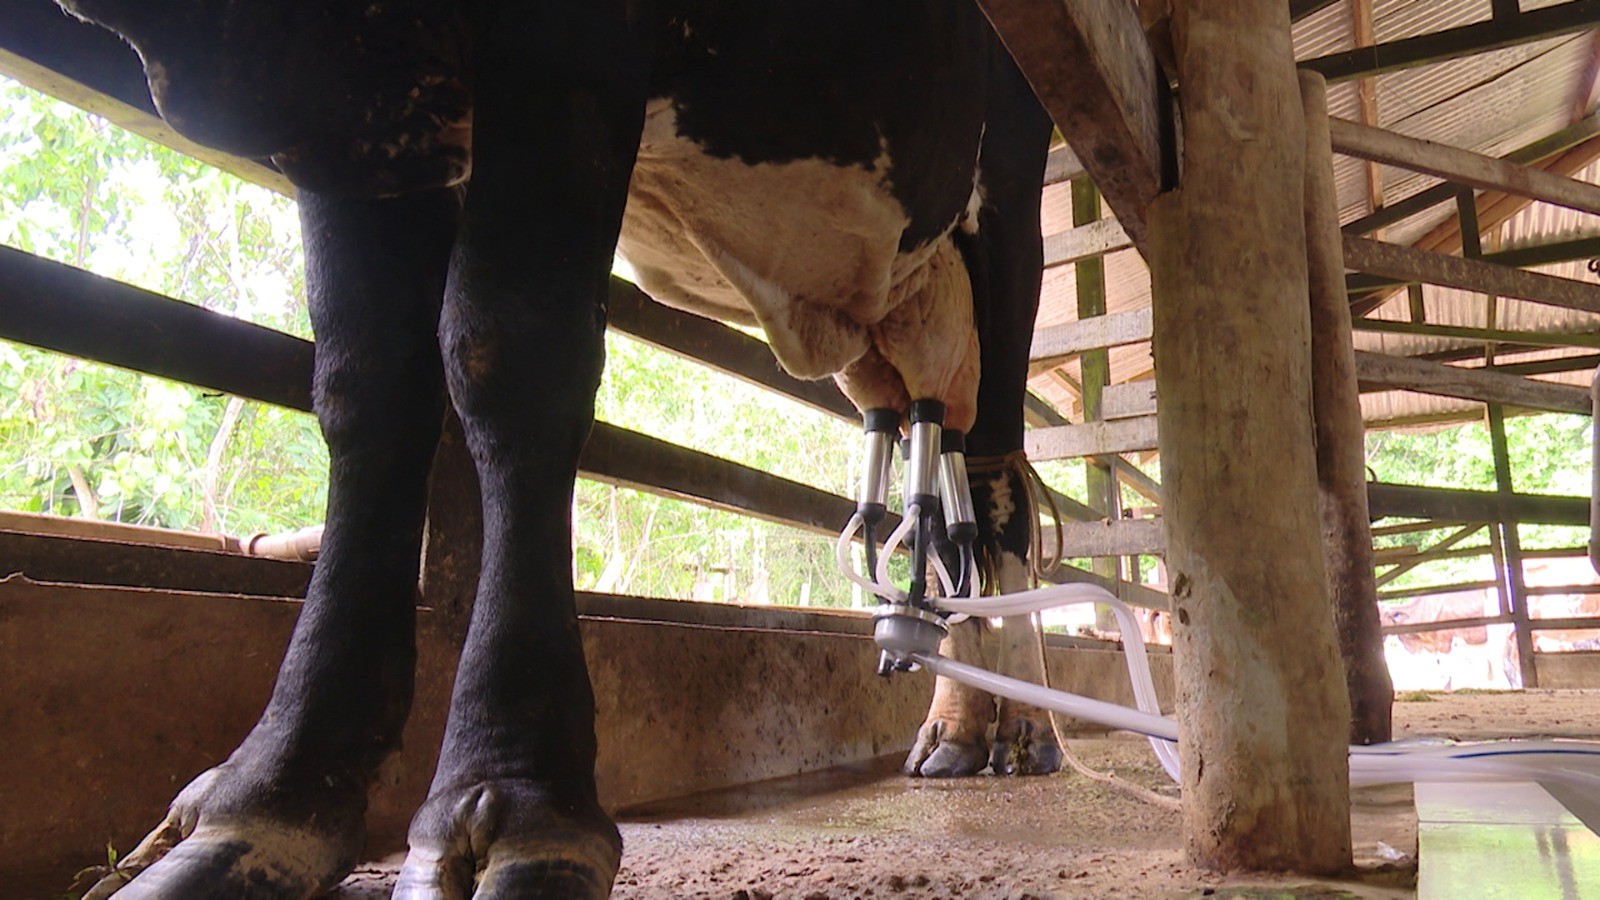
[81,766,362,899]
[989,717,1062,776]
[395,780,621,899]
[903,719,989,778]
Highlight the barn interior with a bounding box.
[6,0,1600,897]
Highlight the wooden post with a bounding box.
[1075,177,1123,629]
[1300,70,1394,745]
[1488,403,1539,687]
[1591,367,1600,574]
[1151,0,1352,873]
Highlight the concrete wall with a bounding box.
[1532,651,1600,689]
[0,574,1173,885]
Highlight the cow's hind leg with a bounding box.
[83,189,459,899]
[988,548,1062,777]
[904,620,995,776]
[904,44,1059,779]
[393,14,644,898]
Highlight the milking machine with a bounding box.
[839,401,1600,834]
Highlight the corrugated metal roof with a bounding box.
[1029,0,1600,431]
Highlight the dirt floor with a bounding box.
[323,690,1600,899]
[33,691,1600,899]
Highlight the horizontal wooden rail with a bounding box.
[1030,307,1153,368]
[1528,616,1600,631]
[1100,381,1158,420]
[1343,236,1600,315]
[1354,351,1593,414]
[1043,217,1134,270]
[1378,579,1500,602]
[1025,416,1160,460]
[1058,518,1165,558]
[1380,613,1512,637]
[605,280,856,423]
[582,422,868,538]
[1525,583,1600,596]
[0,245,316,411]
[1367,483,1589,526]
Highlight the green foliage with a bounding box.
[1366,414,1593,591]
[0,78,325,534]
[0,77,871,606]
[576,333,866,606]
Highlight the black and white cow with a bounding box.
[57,1,1058,896]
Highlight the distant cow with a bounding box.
[1379,592,1494,656]
[57,1,1059,897]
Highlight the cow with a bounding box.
[55,1,1060,897]
[1379,591,1517,689]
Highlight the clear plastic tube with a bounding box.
[835,512,906,603]
[910,580,1600,831]
[839,506,1600,828]
[876,503,922,592]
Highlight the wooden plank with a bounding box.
[1059,518,1165,557]
[580,422,860,537]
[1528,615,1600,630]
[1366,482,1589,526]
[1025,416,1159,460]
[1354,351,1593,414]
[1352,318,1600,351]
[604,280,856,423]
[975,0,1165,254]
[1047,563,1170,612]
[1029,307,1153,368]
[1042,217,1134,270]
[1300,0,1600,84]
[1328,118,1600,217]
[1343,236,1600,314]
[1379,611,1510,634]
[0,1,288,192]
[1101,381,1158,420]
[0,245,316,412]
[1043,144,1086,186]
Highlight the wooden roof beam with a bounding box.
[1329,118,1600,217]
[1352,318,1600,351]
[1301,0,1600,84]
[976,0,1169,257]
[1344,235,1600,314]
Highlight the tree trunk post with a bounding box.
[1150,0,1353,873]
[1300,69,1394,745]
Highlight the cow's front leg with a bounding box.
[393,23,644,899]
[83,189,459,900]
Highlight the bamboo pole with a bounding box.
[1301,70,1393,745]
[1151,0,1352,873]
[1074,177,1123,630]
